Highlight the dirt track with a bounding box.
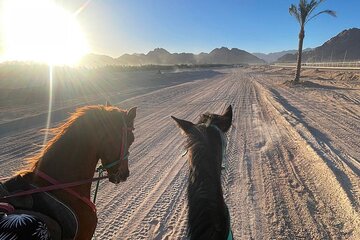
[1,68,359,239]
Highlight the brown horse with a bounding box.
[0,103,136,239]
[172,105,233,240]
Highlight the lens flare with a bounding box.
[43,65,53,146]
[1,0,89,65]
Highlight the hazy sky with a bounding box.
[2,0,360,57]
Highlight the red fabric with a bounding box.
[0,202,15,214]
[0,174,108,213]
[35,171,97,213]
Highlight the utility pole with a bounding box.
[330,49,333,62]
[343,50,347,63]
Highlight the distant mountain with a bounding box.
[79,53,117,67]
[253,49,312,63]
[80,47,265,67]
[278,28,360,63]
[117,48,197,65]
[117,47,265,65]
[117,53,146,65]
[198,47,265,64]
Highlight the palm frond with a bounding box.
[307,0,326,19]
[299,0,310,25]
[306,10,336,24]
[289,4,301,24]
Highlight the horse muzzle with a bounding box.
[108,170,129,184]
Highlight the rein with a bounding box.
[0,174,108,201]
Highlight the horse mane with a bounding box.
[17,105,127,175]
[186,124,229,239]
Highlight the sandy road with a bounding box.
[1,68,359,239]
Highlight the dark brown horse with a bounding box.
[172,105,233,240]
[0,103,136,239]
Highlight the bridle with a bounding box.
[181,121,228,162]
[208,124,227,163]
[96,125,134,172]
[203,115,228,163]
[93,124,134,202]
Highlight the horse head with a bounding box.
[171,105,232,168]
[98,102,137,184]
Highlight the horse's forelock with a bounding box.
[186,124,224,168]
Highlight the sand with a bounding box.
[1,67,359,239]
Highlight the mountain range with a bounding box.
[277,28,360,63]
[79,47,265,67]
[252,49,312,63]
[76,28,360,67]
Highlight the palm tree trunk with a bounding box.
[294,27,305,83]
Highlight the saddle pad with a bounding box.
[1,175,78,239]
[0,213,51,240]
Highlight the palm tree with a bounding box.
[289,0,336,83]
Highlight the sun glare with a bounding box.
[1,0,89,65]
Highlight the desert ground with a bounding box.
[1,66,360,239]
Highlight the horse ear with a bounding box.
[127,107,137,122]
[171,116,194,134]
[106,101,111,107]
[223,105,232,120]
[216,105,232,132]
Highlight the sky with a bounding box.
[1,0,360,58]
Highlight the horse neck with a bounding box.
[188,153,224,205]
[35,128,99,196]
[188,144,223,191]
[187,146,227,238]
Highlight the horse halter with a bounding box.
[97,116,134,172]
[204,116,228,163]
[209,124,227,163]
[93,118,134,202]
[181,118,228,160]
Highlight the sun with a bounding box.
[1,0,89,65]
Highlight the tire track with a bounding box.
[2,68,359,239]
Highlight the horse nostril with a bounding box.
[119,173,129,182]
[109,175,117,184]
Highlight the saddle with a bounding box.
[0,175,78,239]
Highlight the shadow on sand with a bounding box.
[270,88,360,208]
[283,80,358,90]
